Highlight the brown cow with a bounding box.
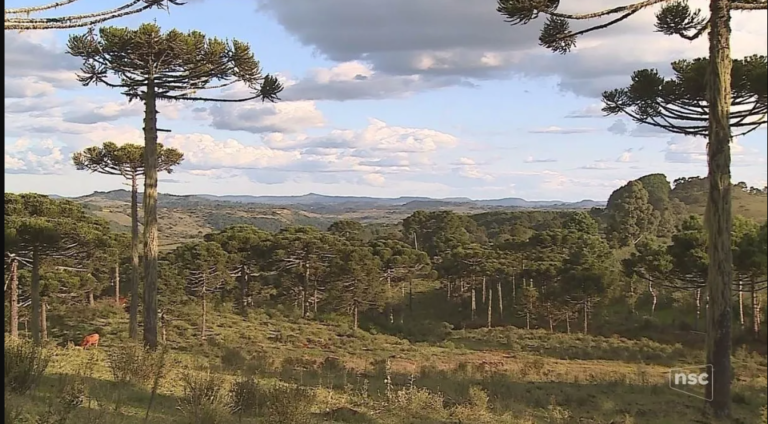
[80,333,100,349]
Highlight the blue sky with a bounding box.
[5,0,767,201]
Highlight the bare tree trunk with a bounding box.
[129,172,140,340]
[313,287,318,315]
[470,282,476,321]
[482,276,486,304]
[487,286,492,329]
[239,266,249,318]
[88,291,95,306]
[387,274,394,324]
[695,288,702,331]
[447,279,451,300]
[302,265,309,318]
[409,278,413,313]
[704,0,733,415]
[583,300,589,334]
[40,299,48,342]
[649,280,657,317]
[497,281,503,320]
[566,314,571,334]
[525,311,530,330]
[548,316,554,332]
[511,274,516,302]
[201,291,207,341]
[752,282,760,338]
[142,83,160,350]
[353,304,358,329]
[10,258,19,338]
[30,247,41,345]
[115,263,120,306]
[738,281,744,328]
[300,288,306,318]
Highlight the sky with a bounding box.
[4,0,767,202]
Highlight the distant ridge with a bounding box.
[69,189,606,210]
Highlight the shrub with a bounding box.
[106,342,161,386]
[178,370,229,424]
[4,336,52,395]
[228,375,266,417]
[262,384,317,424]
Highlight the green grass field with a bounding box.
[5,301,767,424]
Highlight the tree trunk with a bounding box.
[387,274,394,324]
[10,258,19,338]
[738,281,744,328]
[487,285,492,329]
[447,279,451,300]
[497,281,503,320]
[40,299,48,342]
[129,172,140,340]
[751,282,760,338]
[470,283,476,321]
[649,280,657,317]
[548,316,554,333]
[30,247,41,345]
[302,265,309,318]
[239,266,249,318]
[566,314,571,334]
[482,276,486,304]
[695,288,702,331]
[201,292,206,341]
[200,273,207,341]
[511,274,516,302]
[704,0,733,415]
[313,287,318,315]
[583,299,589,334]
[142,82,160,350]
[525,311,530,330]
[88,291,95,306]
[353,304,358,329]
[408,277,413,313]
[114,263,120,306]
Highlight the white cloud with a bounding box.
[524,156,557,163]
[361,173,387,186]
[208,100,326,134]
[4,138,67,175]
[566,103,606,118]
[529,126,600,134]
[579,162,618,170]
[663,137,763,166]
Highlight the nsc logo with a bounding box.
[668,364,713,401]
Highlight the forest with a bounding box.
[6,172,767,345]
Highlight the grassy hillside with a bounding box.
[6,300,767,424]
[671,177,767,222]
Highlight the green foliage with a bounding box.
[4,336,52,395]
[106,342,163,386]
[603,55,767,137]
[605,181,658,247]
[178,370,229,424]
[73,141,184,177]
[261,384,317,424]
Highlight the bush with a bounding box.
[106,342,161,386]
[178,370,229,424]
[262,384,317,424]
[228,375,266,416]
[4,336,52,395]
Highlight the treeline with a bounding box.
[4,174,767,344]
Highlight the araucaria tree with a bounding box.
[66,23,283,349]
[495,0,766,416]
[603,55,767,137]
[5,0,184,31]
[73,141,183,339]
